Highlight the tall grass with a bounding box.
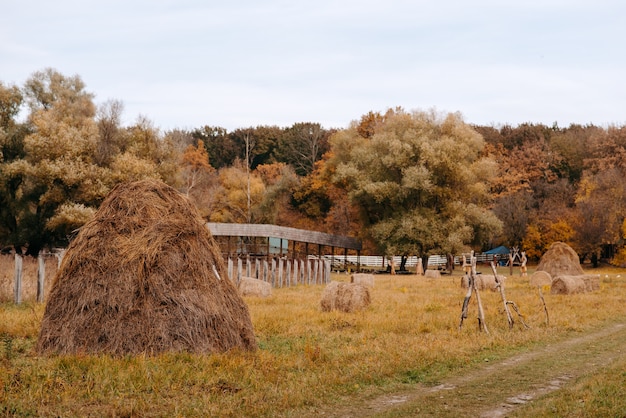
[1,264,625,417]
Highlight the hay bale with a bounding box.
[460,274,504,291]
[551,274,600,295]
[320,281,370,313]
[550,275,587,294]
[350,273,374,288]
[238,276,272,297]
[581,274,600,291]
[536,242,584,277]
[424,269,441,279]
[529,271,552,287]
[38,179,257,355]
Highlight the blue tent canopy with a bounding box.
[484,245,510,255]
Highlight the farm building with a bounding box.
[207,223,362,285]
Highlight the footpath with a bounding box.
[301,321,626,417]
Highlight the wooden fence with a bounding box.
[2,252,331,304]
[226,256,332,287]
[1,252,61,304]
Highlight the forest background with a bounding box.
[2,68,626,266]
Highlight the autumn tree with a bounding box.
[94,99,124,166]
[0,82,29,250]
[208,160,266,223]
[254,162,299,225]
[327,108,502,261]
[3,69,108,254]
[275,122,331,176]
[192,125,236,169]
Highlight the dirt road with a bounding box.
[300,321,626,417]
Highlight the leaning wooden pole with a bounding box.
[538,286,550,326]
[471,255,489,334]
[490,261,514,329]
[459,273,473,330]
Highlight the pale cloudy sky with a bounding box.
[2,0,625,131]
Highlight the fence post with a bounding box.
[37,252,45,302]
[227,257,233,282]
[14,253,23,304]
[278,258,284,288]
[325,259,331,284]
[263,260,269,282]
[293,260,299,286]
[271,258,277,286]
[313,259,320,284]
[237,257,243,282]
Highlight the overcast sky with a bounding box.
[2,0,625,131]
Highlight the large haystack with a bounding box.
[536,242,584,277]
[320,281,371,313]
[38,180,257,355]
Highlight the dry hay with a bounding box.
[550,274,600,295]
[529,271,552,287]
[536,242,584,277]
[238,276,272,297]
[460,274,504,291]
[424,269,441,279]
[37,179,257,356]
[350,273,375,288]
[320,281,371,313]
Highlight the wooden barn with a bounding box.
[207,223,362,287]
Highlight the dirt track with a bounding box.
[300,320,626,417]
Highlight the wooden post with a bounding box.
[14,253,23,304]
[538,287,550,326]
[325,259,331,283]
[459,272,473,330]
[293,259,299,285]
[471,255,489,334]
[313,259,319,284]
[263,259,269,282]
[490,261,514,329]
[37,253,45,302]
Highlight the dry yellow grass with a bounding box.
[1,264,625,417]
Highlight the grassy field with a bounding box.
[1,261,625,417]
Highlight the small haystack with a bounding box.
[551,274,600,295]
[424,269,441,279]
[38,180,257,355]
[461,274,504,291]
[536,242,584,277]
[238,277,272,297]
[320,281,370,313]
[350,273,374,288]
[529,271,552,287]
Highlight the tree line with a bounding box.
[1,68,626,266]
